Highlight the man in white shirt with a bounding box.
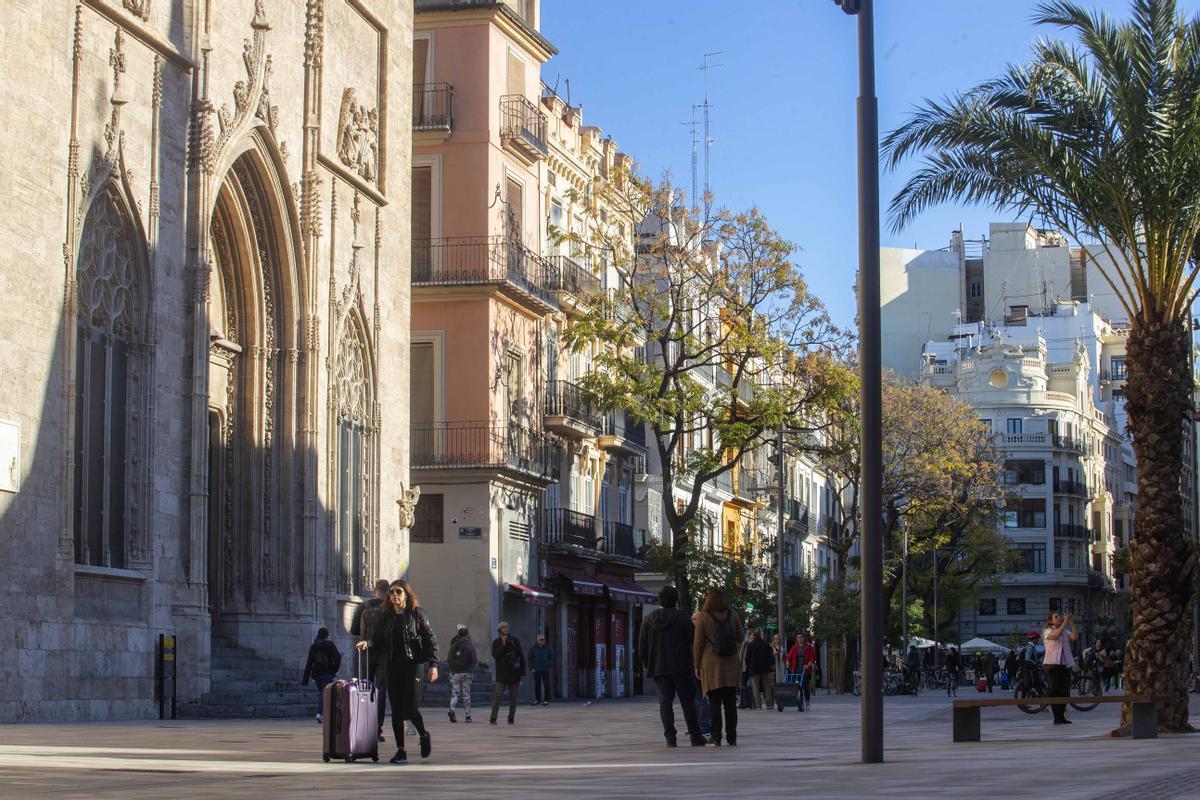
[1042,611,1079,725]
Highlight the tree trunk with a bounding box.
[671,519,693,614]
[1121,316,1196,732]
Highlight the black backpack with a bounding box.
[447,637,471,672]
[359,600,385,643]
[311,643,335,675]
[709,612,736,658]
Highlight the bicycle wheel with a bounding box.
[851,673,862,697]
[1014,683,1046,714]
[1070,673,1101,711]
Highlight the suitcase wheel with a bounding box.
[322,753,330,763]
[344,755,354,763]
[371,754,379,762]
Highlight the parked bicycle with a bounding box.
[1012,666,1101,714]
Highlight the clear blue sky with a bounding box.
[541,0,1199,329]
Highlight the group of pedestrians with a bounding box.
[638,585,748,746]
[301,577,544,765]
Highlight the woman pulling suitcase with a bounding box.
[358,579,439,765]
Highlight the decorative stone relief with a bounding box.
[336,88,378,183]
[397,483,421,531]
[122,0,151,21]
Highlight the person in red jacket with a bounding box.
[785,633,817,711]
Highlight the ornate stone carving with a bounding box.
[122,0,151,21]
[304,0,324,68]
[335,88,378,183]
[77,187,141,339]
[334,323,369,422]
[397,484,421,531]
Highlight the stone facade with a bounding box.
[0,0,413,721]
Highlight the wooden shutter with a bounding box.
[506,49,524,97]
[413,37,429,86]
[412,166,432,241]
[410,341,435,425]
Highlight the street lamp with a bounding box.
[834,0,884,765]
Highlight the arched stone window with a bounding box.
[74,186,147,568]
[334,316,375,595]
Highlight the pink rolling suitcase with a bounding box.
[322,650,380,763]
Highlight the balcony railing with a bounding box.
[603,520,640,559]
[411,236,558,310]
[714,469,733,494]
[541,508,600,550]
[546,254,602,300]
[1054,521,1091,541]
[734,467,771,499]
[787,499,809,530]
[500,94,548,159]
[1001,433,1048,446]
[1054,479,1088,497]
[545,380,602,430]
[1052,434,1090,455]
[602,411,646,449]
[413,83,453,131]
[411,421,556,481]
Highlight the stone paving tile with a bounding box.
[0,693,1197,799]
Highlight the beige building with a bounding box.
[408,0,656,702]
[0,0,414,720]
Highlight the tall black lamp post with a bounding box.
[834,0,884,764]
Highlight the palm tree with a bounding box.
[883,0,1198,733]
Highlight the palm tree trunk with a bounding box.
[1121,316,1196,732]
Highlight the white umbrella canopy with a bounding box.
[908,636,936,649]
[958,636,1007,654]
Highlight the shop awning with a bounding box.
[553,568,605,596]
[601,576,658,605]
[505,583,555,606]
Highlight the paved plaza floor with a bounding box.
[1,691,1198,799]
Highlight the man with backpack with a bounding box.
[350,579,390,741]
[301,627,342,724]
[446,623,477,723]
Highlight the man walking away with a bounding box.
[904,645,921,695]
[1042,611,1079,725]
[744,630,773,710]
[490,621,524,725]
[446,623,477,723]
[350,579,390,741]
[945,645,960,697]
[638,586,707,747]
[529,634,553,706]
[302,627,341,724]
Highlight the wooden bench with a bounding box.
[952,695,1167,742]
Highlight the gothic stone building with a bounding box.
[0,0,414,720]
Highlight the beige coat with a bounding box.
[693,609,745,695]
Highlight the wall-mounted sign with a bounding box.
[459,527,482,539]
[0,420,18,493]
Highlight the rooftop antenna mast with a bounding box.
[681,106,702,213]
[700,51,723,223]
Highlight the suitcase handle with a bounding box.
[356,645,368,680]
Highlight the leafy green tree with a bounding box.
[821,377,1011,642]
[563,171,851,612]
[884,0,1199,731]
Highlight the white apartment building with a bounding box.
[921,304,1130,643]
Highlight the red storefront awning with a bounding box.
[599,576,658,605]
[505,583,555,606]
[553,568,605,596]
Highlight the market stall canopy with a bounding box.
[908,636,936,649]
[958,636,1006,654]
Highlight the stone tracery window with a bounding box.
[74,186,145,568]
[335,321,373,595]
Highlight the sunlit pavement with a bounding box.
[1,692,1198,799]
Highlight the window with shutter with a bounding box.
[412,493,444,543]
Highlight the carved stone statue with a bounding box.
[336,88,379,183]
[397,483,421,530]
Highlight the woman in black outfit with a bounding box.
[357,579,439,764]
